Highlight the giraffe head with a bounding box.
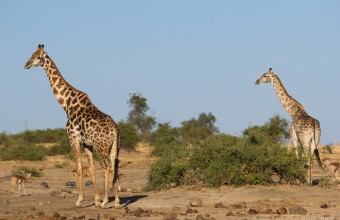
[255,68,275,85]
[24,44,46,69]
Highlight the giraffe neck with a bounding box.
[271,74,305,117]
[42,54,89,114]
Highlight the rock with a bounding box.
[226,211,234,216]
[189,198,203,207]
[49,189,61,197]
[186,208,198,213]
[163,212,177,220]
[41,182,49,188]
[53,213,61,219]
[172,206,185,215]
[276,207,288,214]
[248,208,258,214]
[214,202,225,208]
[196,215,204,220]
[227,202,247,209]
[320,204,328,209]
[288,205,307,215]
[260,208,273,214]
[78,215,86,219]
[134,208,151,217]
[61,217,67,220]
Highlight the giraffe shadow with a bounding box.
[104,195,148,209]
[82,195,147,209]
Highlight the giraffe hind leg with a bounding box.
[84,147,100,207]
[109,139,120,208]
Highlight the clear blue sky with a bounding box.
[1,1,339,145]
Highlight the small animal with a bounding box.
[65,181,76,187]
[11,173,32,196]
[72,167,89,177]
[41,182,49,188]
[85,180,93,187]
[322,158,340,182]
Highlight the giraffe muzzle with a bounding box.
[24,62,31,69]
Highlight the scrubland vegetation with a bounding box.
[0,93,308,190]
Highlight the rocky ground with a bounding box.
[0,146,340,220]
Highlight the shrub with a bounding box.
[144,142,189,191]
[12,166,43,177]
[47,138,71,156]
[118,121,140,151]
[1,144,46,161]
[149,123,181,157]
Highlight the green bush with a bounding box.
[118,121,140,151]
[14,128,68,144]
[1,144,47,161]
[144,142,189,191]
[47,138,71,156]
[12,166,42,177]
[150,123,181,157]
[145,116,306,190]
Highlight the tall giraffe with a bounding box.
[24,44,120,208]
[255,68,322,183]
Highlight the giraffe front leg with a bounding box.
[70,139,84,207]
[84,148,100,207]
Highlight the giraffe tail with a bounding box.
[112,130,121,191]
[313,121,324,170]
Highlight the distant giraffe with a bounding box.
[24,44,120,208]
[255,68,322,183]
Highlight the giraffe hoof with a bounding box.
[95,201,101,207]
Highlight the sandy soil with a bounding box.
[0,146,340,220]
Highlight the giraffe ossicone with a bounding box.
[25,44,121,208]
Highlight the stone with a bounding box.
[276,207,288,214]
[248,208,258,214]
[186,208,198,213]
[163,212,177,220]
[226,211,234,216]
[288,205,307,215]
[320,204,328,209]
[196,215,204,220]
[189,198,203,207]
[214,202,225,208]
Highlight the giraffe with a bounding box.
[255,68,322,183]
[24,44,120,208]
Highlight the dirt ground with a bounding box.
[0,145,340,220]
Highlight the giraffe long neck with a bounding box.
[271,74,305,117]
[42,54,89,114]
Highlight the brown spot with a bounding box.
[52,76,58,84]
[53,88,59,95]
[60,87,67,96]
[58,98,65,105]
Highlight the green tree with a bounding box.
[243,115,289,145]
[181,112,219,145]
[127,93,156,136]
[118,121,140,151]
